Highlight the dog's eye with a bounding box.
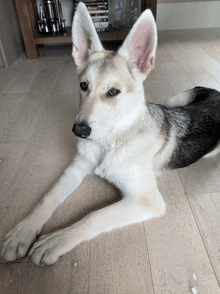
[107,88,120,97]
[80,82,88,91]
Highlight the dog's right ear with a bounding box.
[72,2,103,68]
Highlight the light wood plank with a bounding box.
[0,57,48,94]
[161,37,220,91]
[0,246,90,294]
[22,243,90,294]
[177,158,220,194]
[213,153,220,171]
[170,36,220,86]
[144,77,176,104]
[160,62,195,93]
[187,192,220,286]
[144,171,220,293]
[0,93,27,138]
[193,37,220,64]
[1,68,62,144]
[0,142,28,200]
[51,61,79,95]
[154,42,176,65]
[89,224,155,294]
[0,263,32,294]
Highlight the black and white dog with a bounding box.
[2,2,220,266]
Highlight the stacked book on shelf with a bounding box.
[74,1,109,32]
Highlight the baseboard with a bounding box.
[157,1,220,30]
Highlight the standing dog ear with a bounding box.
[118,9,157,80]
[72,2,103,68]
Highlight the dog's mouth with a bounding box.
[72,121,91,139]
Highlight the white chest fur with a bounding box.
[94,136,160,192]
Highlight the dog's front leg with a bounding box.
[2,147,99,263]
[28,170,166,266]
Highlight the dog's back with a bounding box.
[161,87,220,169]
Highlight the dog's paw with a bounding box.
[29,229,71,266]
[2,220,40,262]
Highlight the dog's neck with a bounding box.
[101,98,156,150]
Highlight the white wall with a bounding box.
[157,1,220,30]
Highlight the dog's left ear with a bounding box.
[72,2,103,68]
[118,9,157,80]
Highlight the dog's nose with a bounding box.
[72,120,91,139]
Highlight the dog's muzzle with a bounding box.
[72,120,91,139]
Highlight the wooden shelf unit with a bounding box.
[15,0,157,59]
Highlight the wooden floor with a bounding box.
[1,28,220,294]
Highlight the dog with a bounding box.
[2,2,220,266]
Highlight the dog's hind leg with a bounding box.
[2,147,100,263]
[165,89,196,107]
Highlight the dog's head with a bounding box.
[72,2,157,141]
